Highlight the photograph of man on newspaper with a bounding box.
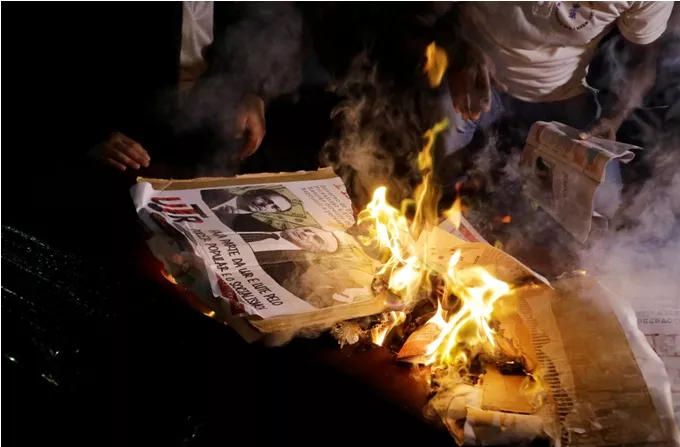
[201,187,293,231]
[253,230,375,309]
[242,226,375,309]
[200,185,323,232]
[199,184,378,309]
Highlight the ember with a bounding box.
[160,268,178,285]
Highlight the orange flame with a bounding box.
[160,268,178,285]
[371,311,406,346]
[358,44,512,367]
[424,42,448,88]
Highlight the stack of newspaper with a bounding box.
[131,167,678,445]
[425,277,679,446]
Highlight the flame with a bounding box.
[443,197,462,230]
[359,128,512,367]
[160,268,217,319]
[500,215,512,224]
[424,42,448,88]
[425,252,511,366]
[358,44,511,369]
[160,268,178,285]
[371,311,406,346]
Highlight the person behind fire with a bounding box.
[241,227,339,254]
[434,2,674,218]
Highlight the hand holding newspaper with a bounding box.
[521,121,642,243]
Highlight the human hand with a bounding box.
[579,117,622,141]
[446,42,503,121]
[234,93,266,159]
[88,132,150,171]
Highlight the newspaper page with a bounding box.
[438,214,489,245]
[429,222,550,287]
[597,275,680,427]
[521,121,642,243]
[427,277,680,446]
[131,168,385,333]
[397,225,551,363]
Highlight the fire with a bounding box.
[426,253,511,366]
[357,42,512,369]
[160,268,178,285]
[371,311,406,346]
[424,42,448,88]
[160,267,217,319]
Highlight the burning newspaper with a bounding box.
[425,276,680,446]
[132,168,679,446]
[521,121,641,243]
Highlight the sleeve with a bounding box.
[618,1,674,45]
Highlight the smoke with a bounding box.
[577,15,680,304]
[320,51,446,210]
[449,10,680,285]
[580,131,680,308]
[171,2,304,177]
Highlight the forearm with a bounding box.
[600,40,660,123]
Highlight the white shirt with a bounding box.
[461,2,674,102]
[179,1,214,92]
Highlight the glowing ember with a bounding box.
[160,268,178,285]
[357,42,512,369]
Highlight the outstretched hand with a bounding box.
[447,42,504,121]
[88,132,150,171]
